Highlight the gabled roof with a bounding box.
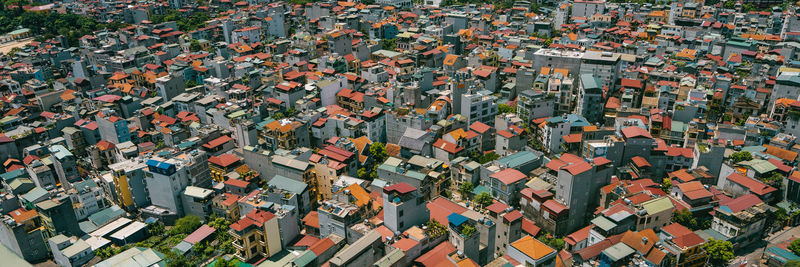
[511,235,554,260]
[490,168,526,185]
[726,172,776,196]
[414,241,457,267]
[208,153,240,167]
[621,126,652,139]
[717,193,762,213]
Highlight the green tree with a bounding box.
[723,0,735,9]
[381,39,397,50]
[474,191,493,207]
[425,219,447,238]
[165,251,192,267]
[703,238,734,266]
[458,182,474,198]
[170,215,202,235]
[369,142,388,164]
[547,238,565,250]
[729,151,752,163]
[357,167,369,180]
[149,222,165,236]
[461,224,476,236]
[790,239,800,256]
[787,260,800,267]
[271,112,285,120]
[774,207,789,228]
[536,233,565,250]
[479,152,500,164]
[208,216,231,230]
[672,208,698,230]
[661,178,672,191]
[189,39,202,52]
[185,80,198,88]
[213,258,239,267]
[761,172,784,186]
[498,103,516,114]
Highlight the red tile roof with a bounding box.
[676,181,712,200]
[203,135,232,149]
[392,238,420,252]
[414,241,457,267]
[384,182,416,194]
[565,224,593,246]
[563,161,592,175]
[631,156,651,168]
[208,154,240,167]
[726,173,776,196]
[433,139,463,154]
[427,197,467,225]
[621,126,652,139]
[486,202,510,214]
[221,193,241,207]
[669,169,696,183]
[293,234,321,248]
[542,200,568,215]
[521,218,540,236]
[671,232,705,249]
[469,121,491,133]
[224,179,249,188]
[544,158,566,171]
[563,133,582,143]
[302,211,319,228]
[503,210,523,223]
[310,237,335,256]
[491,169,527,185]
[718,193,763,213]
[183,225,216,244]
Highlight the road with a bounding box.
[0,38,34,55]
[738,226,800,266]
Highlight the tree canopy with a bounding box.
[729,151,752,163]
[474,191,493,207]
[498,103,516,114]
[703,238,734,266]
[425,219,447,238]
[0,8,125,47]
[790,239,800,256]
[170,215,202,235]
[458,182,475,198]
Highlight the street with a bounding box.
[739,226,800,266]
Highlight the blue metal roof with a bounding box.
[146,159,174,171]
[447,213,468,227]
[767,246,800,263]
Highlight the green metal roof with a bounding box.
[293,250,317,267]
[21,187,48,203]
[472,185,490,195]
[464,161,481,171]
[642,197,673,215]
[497,151,537,169]
[89,205,125,226]
[268,175,308,194]
[603,243,635,261]
[739,159,777,174]
[8,28,30,35]
[374,248,404,267]
[591,216,617,232]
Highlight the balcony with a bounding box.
[232,241,244,250]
